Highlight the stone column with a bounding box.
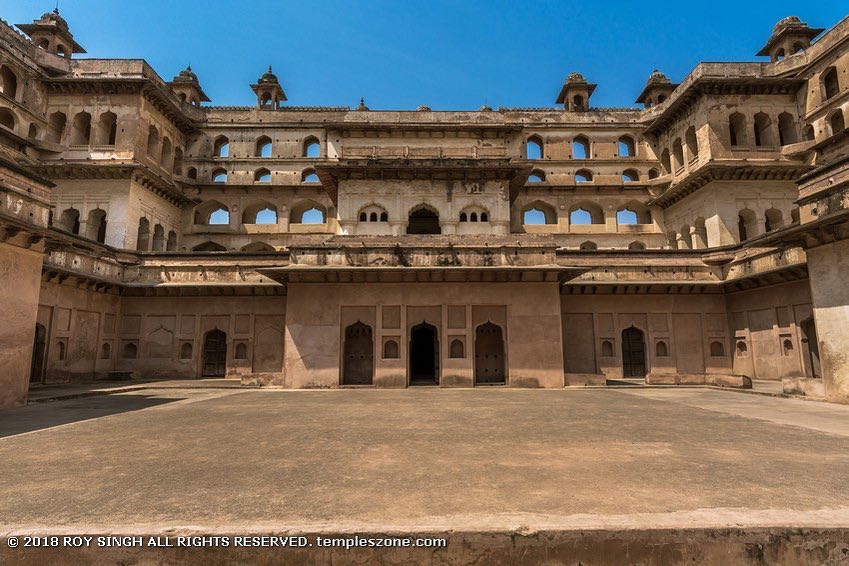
[806,238,849,403]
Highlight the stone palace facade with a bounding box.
[2,10,849,407]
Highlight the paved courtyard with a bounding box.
[2,385,849,535]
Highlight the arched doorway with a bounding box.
[410,322,439,385]
[407,207,440,234]
[621,327,647,378]
[800,318,821,378]
[30,323,47,383]
[342,322,373,385]
[202,329,227,377]
[475,322,506,385]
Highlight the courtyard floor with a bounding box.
[2,386,849,563]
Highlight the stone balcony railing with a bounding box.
[339,146,508,159]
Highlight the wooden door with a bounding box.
[202,329,227,377]
[475,322,506,384]
[621,327,646,378]
[343,322,373,385]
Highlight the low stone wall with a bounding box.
[564,373,607,386]
[782,376,826,397]
[646,374,752,388]
[2,528,847,565]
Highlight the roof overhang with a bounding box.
[258,265,583,284]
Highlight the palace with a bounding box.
[1,10,848,408]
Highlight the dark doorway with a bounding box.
[407,207,440,234]
[202,329,227,377]
[410,322,439,384]
[30,323,46,383]
[621,327,647,378]
[342,322,373,385]
[801,318,821,378]
[475,322,506,385]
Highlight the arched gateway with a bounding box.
[621,327,647,378]
[202,329,227,377]
[410,322,439,385]
[475,322,506,385]
[342,322,373,385]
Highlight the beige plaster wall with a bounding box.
[726,279,814,381]
[560,293,731,379]
[284,282,564,388]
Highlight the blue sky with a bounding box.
[3,1,846,109]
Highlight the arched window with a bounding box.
[527,170,545,183]
[28,123,38,140]
[628,241,646,250]
[152,224,165,251]
[122,342,137,359]
[180,342,193,360]
[522,202,556,225]
[195,200,231,226]
[192,241,227,251]
[235,343,247,359]
[0,108,15,130]
[729,112,747,146]
[166,230,177,251]
[778,113,797,146]
[59,208,80,234]
[56,341,66,361]
[764,208,783,232]
[100,342,111,359]
[692,217,707,249]
[136,217,150,250]
[803,124,815,141]
[710,341,725,357]
[622,169,639,182]
[480,212,488,222]
[370,212,378,222]
[782,338,794,356]
[526,136,543,160]
[655,341,668,357]
[569,203,604,225]
[572,94,585,111]
[579,241,597,251]
[575,169,593,183]
[209,208,229,225]
[160,137,172,169]
[212,168,228,183]
[449,339,465,358]
[685,126,698,160]
[648,168,659,180]
[359,212,367,221]
[254,168,272,183]
[572,136,590,159]
[672,138,684,171]
[0,66,18,99]
[256,136,272,157]
[617,135,635,157]
[660,149,671,173]
[48,112,66,143]
[241,242,275,251]
[187,167,198,180]
[302,169,320,183]
[213,136,229,158]
[86,208,107,243]
[173,148,184,176]
[383,339,399,359]
[469,212,477,222]
[97,111,117,146]
[822,67,840,101]
[754,113,773,146]
[601,340,614,357]
[570,208,592,225]
[829,110,846,136]
[616,209,638,225]
[70,111,92,145]
[291,201,327,224]
[303,137,320,158]
[380,212,388,222]
[738,209,757,241]
[146,125,159,156]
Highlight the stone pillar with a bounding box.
[0,240,43,408]
[806,238,849,403]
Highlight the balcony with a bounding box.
[339,146,507,159]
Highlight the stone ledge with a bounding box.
[564,373,607,386]
[646,374,752,388]
[782,376,826,397]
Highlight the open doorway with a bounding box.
[410,322,439,385]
